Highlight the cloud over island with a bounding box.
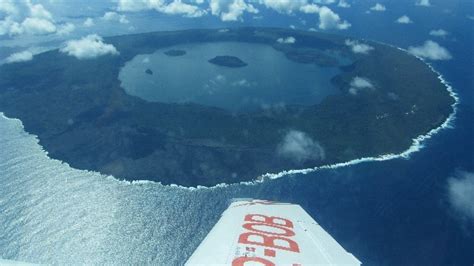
[60,34,119,60]
[408,40,452,60]
[349,76,375,95]
[345,39,374,54]
[277,36,296,44]
[5,50,33,63]
[277,130,325,164]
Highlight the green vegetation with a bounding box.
[0,27,454,186]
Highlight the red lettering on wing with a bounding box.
[238,232,300,253]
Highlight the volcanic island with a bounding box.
[0,28,455,187]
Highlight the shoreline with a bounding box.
[0,47,459,192]
[132,59,459,190]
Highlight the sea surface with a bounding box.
[0,1,473,265]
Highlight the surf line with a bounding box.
[0,48,459,192]
[168,50,460,191]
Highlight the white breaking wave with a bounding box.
[117,59,458,191]
[0,40,458,193]
[182,45,458,190]
[255,56,458,184]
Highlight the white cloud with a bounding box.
[5,50,33,63]
[115,0,348,25]
[300,4,320,14]
[345,39,374,54]
[396,15,413,24]
[318,6,350,30]
[203,74,228,94]
[160,0,206,17]
[337,0,350,8]
[0,17,20,35]
[277,130,325,163]
[0,1,73,37]
[407,40,452,60]
[210,0,258,21]
[27,1,53,20]
[20,17,57,35]
[415,0,431,7]
[260,0,309,14]
[60,34,119,60]
[56,23,75,36]
[448,171,474,220]
[102,11,129,24]
[429,29,448,37]
[262,1,349,30]
[117,0,164,12]
[117,0,207,19]
[0,0,18,15]
[0,21,9,35]
[314,0,336,4]
[351,77,373,88]
[83,18,94,27]
[370,3,386,12]
[277,36,296,44]
[349,76,375,95]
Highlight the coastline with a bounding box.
[0,57,458,191]
[180,61,458,190]
[0,28,459,190]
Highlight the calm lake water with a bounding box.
[119,42,341,112]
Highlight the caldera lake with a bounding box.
[119,42,342,112]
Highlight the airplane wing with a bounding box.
[186,199,361,266]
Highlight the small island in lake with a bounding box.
[208,55,248,68]
[145,69,153,75]
[164,49,186,56]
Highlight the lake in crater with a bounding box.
[119,42,342,112]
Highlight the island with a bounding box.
[164,49,186,56]
[0,27,455,187]
[208,55,248,68]
[145,69,153,75]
